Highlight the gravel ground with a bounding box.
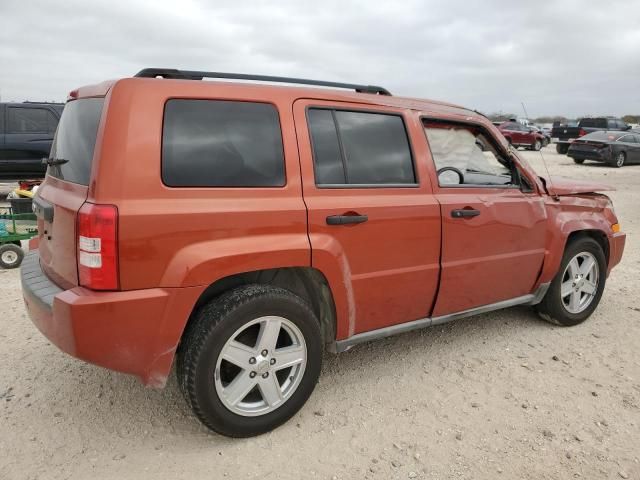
[0,148,638,480]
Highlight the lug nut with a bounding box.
[262,372,269,379]
[249,357,256,365]
[261,349,268,356]
[270,358,276,365]
[249,371,256,378]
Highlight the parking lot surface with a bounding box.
[1,148,638,480]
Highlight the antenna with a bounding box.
[520,102,558,200]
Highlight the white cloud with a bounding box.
[0,0,638,117]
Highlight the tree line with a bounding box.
[486,113,640,124]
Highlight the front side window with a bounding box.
[8,107,57,134]
[162,100,285,187]
[307,108,415,185]
[424,120,516,187]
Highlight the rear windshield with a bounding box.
[48,98,104,185]
[579,118,607,128]
[581,131,620,141]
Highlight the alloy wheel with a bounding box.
[560,252,599,314]
[214,316,307,417]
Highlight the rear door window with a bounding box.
[48,98,104,185]
[162,100,285,187]
[307,108,415,186]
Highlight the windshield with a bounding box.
[48,98,104,185]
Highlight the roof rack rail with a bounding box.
[134,68,391,96]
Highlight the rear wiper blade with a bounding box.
[42,157,69,166]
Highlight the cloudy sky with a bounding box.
[1,0,638,118]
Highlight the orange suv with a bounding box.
[21,68,625,437]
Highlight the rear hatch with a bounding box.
[34,98,104,288]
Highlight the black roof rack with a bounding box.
[134,68,391,96]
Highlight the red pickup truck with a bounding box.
[21,69,625,437]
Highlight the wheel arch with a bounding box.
[185,267,338,349]
[538,225,611,288]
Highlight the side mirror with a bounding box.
[625,125,631,130]
[529,129,534,133]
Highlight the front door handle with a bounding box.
[451,208,480,218]
[326,214,368,225]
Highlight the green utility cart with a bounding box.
[0,206,38,269]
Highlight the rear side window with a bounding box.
[8,107,57,134]
[162,100,285,187]
[307,108,415,185]
[48,98,104,185]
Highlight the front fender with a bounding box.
[537,198,613,285]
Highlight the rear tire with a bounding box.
[536,237,606,326]
[0,244,24,269]
[573,158,585,164]
[611,151,625,168]
[556,144,569,155]
[177,285,323,437]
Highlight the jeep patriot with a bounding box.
[21,68,626,437]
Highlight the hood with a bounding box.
[542,176,615,196]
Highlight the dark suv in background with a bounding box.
[0,102,63,180]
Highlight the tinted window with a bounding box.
[307,109,344,184]
[8,107,56,133]
[582,131,620,141]
[162,100,285,187]
[48,98,104,185]
[619,135,635,143]
[308,108,415,185]
[580,118,607,128]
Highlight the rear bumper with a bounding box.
[568,149,611,162]
[608,232,626,275]
[21,250,202,387]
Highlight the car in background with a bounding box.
[497,121,546,150]
[552,117,631,155]
[0,102,63,180]
[568,131,640,167]
[531,125,550,146]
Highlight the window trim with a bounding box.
[421,116,525,191]
[160,97,288,189]
[305,105,419,189]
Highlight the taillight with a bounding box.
[578,128,587,137]
[77,202,118,290]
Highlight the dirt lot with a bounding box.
[1,148,638,480]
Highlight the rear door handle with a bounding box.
[326,214,368,225]
[451,208,480,218]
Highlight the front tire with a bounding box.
[177,285,322,437]
[0,244,24,269]
[531,140,542,151]
[573,158,585,164]
[556,144,569,154]
[536,237,606,326]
